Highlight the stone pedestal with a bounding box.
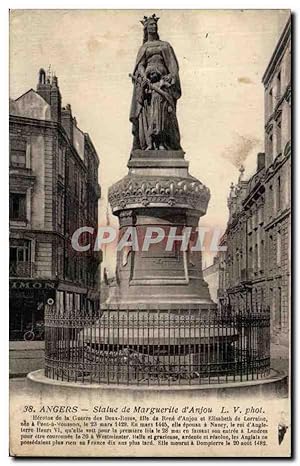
[92,149,219,383]
[106,149,216,311]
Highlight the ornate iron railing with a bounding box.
[44,305,270,385]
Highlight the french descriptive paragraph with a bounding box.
[19,403,269,449]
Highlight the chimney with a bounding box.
[50,75,61,123]
[61,104,73,143]
[257,152,265,171]
[36,68,62,123]
[36,68,51,104]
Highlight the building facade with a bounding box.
[218,17,291,356]
[262,17,291,348]
[9,69,102,340]
[218,155,266,314]
[202,256,220,304]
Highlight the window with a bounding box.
[268,132,273,159]
[65,162,70,182]
[260,239,264,272]
[80,179,85,204]
[276,71,281,99]
[235,249,239,281]
[249,247,253,276]
[74,171,79,196]
[276,287,282,329]
[276,115,282,155]
[260,288,265,311]
[66,161,73,185]
[269,185,274,216]
[254,244,258,274]
[269,234,273,270]
[269,88,273,114]
[57,192,64,227]
[9,193,26,221]
[253,288,257,311]
[58,148,64,177]
[277,231,281,266]
[276,176,281,211]
[57,247,64,276]
[10,139,27,168]
[9,240,31,277]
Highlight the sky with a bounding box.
[10,9,290,268]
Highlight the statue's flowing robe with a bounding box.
[130,40,182,150]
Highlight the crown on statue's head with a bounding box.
[140,14,160,27]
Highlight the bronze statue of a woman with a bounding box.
[130,14,182,151]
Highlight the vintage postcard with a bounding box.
[9,9,291,457]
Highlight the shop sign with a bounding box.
[10,280,57,290]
